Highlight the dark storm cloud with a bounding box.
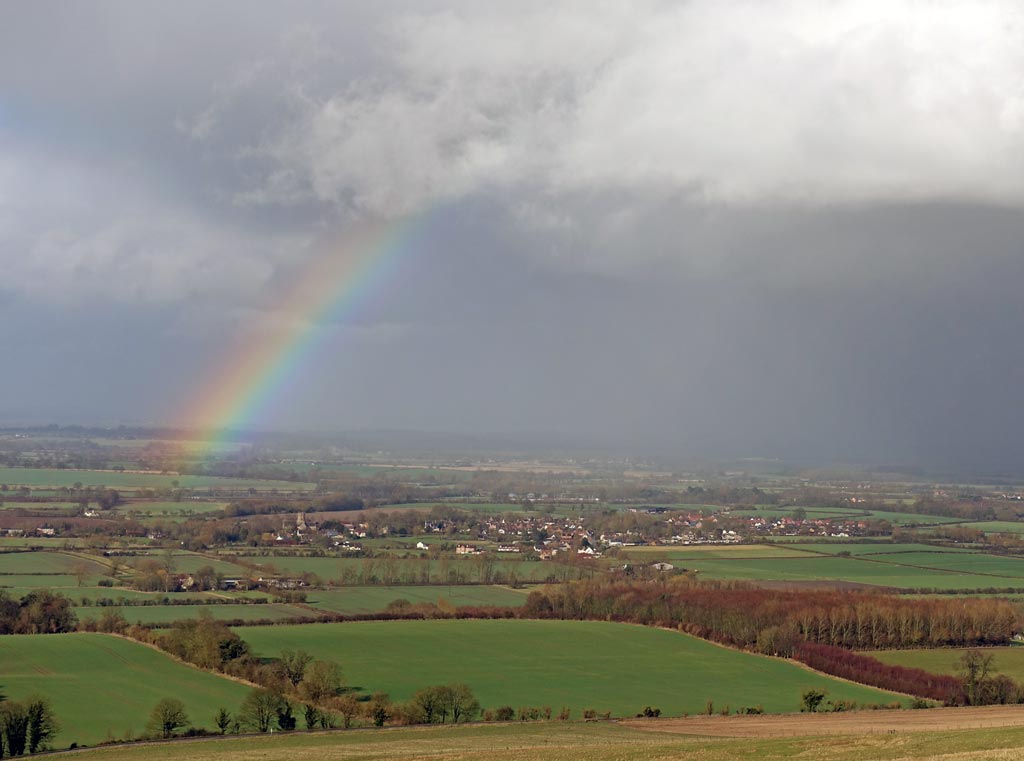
[2,1,1024,470]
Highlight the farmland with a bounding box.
[303,585,530,614]
[869,647,1024,683]
[0,633,250,746]
[75,602,315,625]
[57,711,1024,761]
[669,543,1024,590]
[234,620,904,716]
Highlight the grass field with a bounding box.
[681,545,1024,589]
[117,501,229,516]
[621,545,816,561]
[0,633,251,746]
[960,521,1024,534]
[793,543,976,556]
[75,603,315,625]
[0,550,109,575]
[58,710,1024,761]
[303,585,530,614]
[235,620,902,716]
[0,467,315,492]
[869,646,1024,683]
[227,555,576,583]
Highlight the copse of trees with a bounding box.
[0,591,76,635]
[405,684,480,725]
[0,693,58,755]
[156,613,250,671]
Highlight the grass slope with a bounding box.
[0,633,251,747]
[236,620,902,716]
[57,718,1024,761]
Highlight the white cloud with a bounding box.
[233,0,1024,213]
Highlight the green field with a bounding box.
[682,545,1024,589]
[228,555,577,583]
[0,467,314,492]
[0,633,251,746]
[75,603,315,625]
[960,521,1024,534]
[0,550,109,575]
[0,501,81,511]
[131,551,248,576]
[869,646,1024,682]
[235,620,902,716]
[621,544,816,561]
[793,542,975,556]
[117,501,229,516]
[51,721,1024,761]
[304,585,530,614]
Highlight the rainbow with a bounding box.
[180,215,424,457]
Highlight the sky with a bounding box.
[2,1,1024,472]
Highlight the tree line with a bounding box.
[521,579,1017,651]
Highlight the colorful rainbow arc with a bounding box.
[180,214,426,458]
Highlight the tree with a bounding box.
[25,697,57,753]
[2,701,29,756]
[334,695,360,729]
[147,698,190,739]
[276,700,296,731]
[303,704,319,730]
[214,708,232,735]
[444,683,480,724]
[278,650,313,687]
[238,689,284,733]
[410,686,444,724]
[299,660,344,703]
[958,649,996,705]
[97,608,128,634]
[368,693,391,727]
[800,689,826,713]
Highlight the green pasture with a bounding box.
[728,507,865,520]
[116,501,228,515]
[304,585,530,614]
[131,551,248,576]
[621,544,815,561]
[371,502,534,514]
[0,537,90,549]
[0,466,315,491]
[0,501,80,511]
[858,510,963,525]
[0,633,251,746]
[57,721,1024,761]
[75,602,314,625]
[960,521,1024,534]
[793,543,974,556]
[229,555,579,583]
[0,550,109,575]
[686,547,1024,589]
[865,551,1024,579]
[869,647,1024,683]
[235,620,903,716]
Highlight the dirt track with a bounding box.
[622,705,1024,737]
